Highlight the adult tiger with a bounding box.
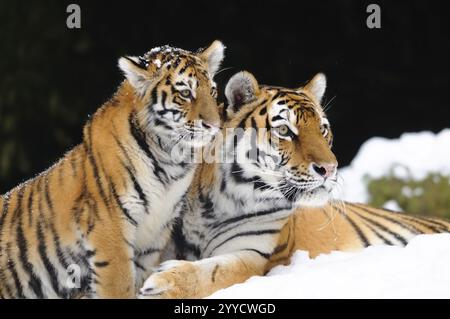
[140,71,450,299]
[0,41,224,299]
[139,70,338,298]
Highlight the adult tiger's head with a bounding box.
[118,41,224,148]
[223,71,338,207]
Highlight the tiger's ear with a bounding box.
[302,73,327,103]
[199,40,225,77]
[118,56,150,92]
[225,71,260,107]
[225,71,260,119]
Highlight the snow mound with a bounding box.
[335,129,450,203]
[209,234,450,299]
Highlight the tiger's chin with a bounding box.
[181,133,216,148]
[293,185,334,208]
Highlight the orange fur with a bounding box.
[141,72,450,299]
[0,42,224,299]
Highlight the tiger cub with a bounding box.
[0,41,224,298]
[139,71,338,298]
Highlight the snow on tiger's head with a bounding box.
[118,41,225,148]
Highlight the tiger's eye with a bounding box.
[278,125,290,136]
[180,89,192,98]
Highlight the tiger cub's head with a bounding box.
[118,41,224,148]
[223,71,338,207]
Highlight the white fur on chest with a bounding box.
[121,157,196,251]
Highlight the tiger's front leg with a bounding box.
[138,251,267,299]
[87,225,136,299]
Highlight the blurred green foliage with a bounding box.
[367,168,450,219]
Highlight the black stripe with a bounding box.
[49,222,70,269]
[358,220,393,245]
[272,242,289,255]
[16,221,44,298]
[399,214,446,233]
[351,203,422,235]
[5,243,25,298]
[133,260,147,272]
[172,217,201,259]
[259,106,267,116]
[349,207,408,246]
[94,261,110,268]
[153,118,174,131]
[83,125,110,210]
[109,176,138,227]
[161,91,168,109]
[124,56,147,69]
[36,220,63,297]
[113,144,150,214]
[178,62,190,75]
[211,229,280,255]
[43,177,71,270]
[136,247,160,258]
[112,131,147,197]
[27,185,34,226]
[205,213,290,254]
[125,165,149,211]
[271,115,284,122]
[44,177,55,213]
[150,86,158,106]
[129,113,169,185]
[419,216,450,230]
[211,206,290,231]
[86,249,96,259]
[241,248,271,259]
[333,204,370,248]
[11,187,25,224]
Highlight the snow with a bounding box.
[209,234,450,299]
[207,129,450,299]
[382,200,403,211]
[153,59,162,68]
[335,129,450,203]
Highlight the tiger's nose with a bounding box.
[311,163,337,179]
[201,121,220,130]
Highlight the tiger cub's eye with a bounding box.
[278,125,290,136]
[180,89,192,98]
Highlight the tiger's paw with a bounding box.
[138,260,199,299]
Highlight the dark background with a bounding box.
[1,0,449,194]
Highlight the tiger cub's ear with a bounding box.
[225,71,260,119]
[118,56,150,93]
[199,40,226,77]
[302,73,327,104]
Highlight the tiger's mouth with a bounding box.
[177,125,219,148]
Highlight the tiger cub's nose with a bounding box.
[201,121,220,130]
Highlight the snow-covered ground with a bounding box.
[210,129,450,299]
[210,234,450,299]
